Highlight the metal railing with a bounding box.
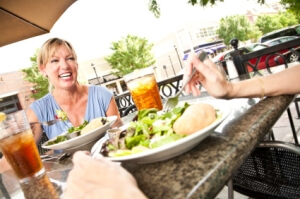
[233,38,300,76]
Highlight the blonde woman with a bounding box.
[27,38,122,143]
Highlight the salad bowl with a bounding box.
[91,99,232,164]
[42,115,117,150]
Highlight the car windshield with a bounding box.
[264,36,298,46]
[252,45,268,51]
[247,44,268,51]
[222,44,267,60]
[295,26,300,34]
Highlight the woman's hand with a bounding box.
[0,156,12,173]
[184,53,232,99]
[64,151,147,199]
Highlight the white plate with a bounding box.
[91,100,232,164]
[42,116,118,150]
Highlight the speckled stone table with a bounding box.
[122,95,296,199]
[0,95,295,199]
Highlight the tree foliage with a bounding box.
[148,0,160,18]
[216,15,261,45]
[104,35,156,77]
[255,12,298,34]
[187,0,265,5]
[280,0,300,16]
[148,0,266,18]
[147,0,300,19]
[21,50,49,100]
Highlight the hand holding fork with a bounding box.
[163,51,207,112]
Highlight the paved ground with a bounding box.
[214,97,300,199]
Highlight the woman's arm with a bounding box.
[184,53,300,99]
[106,97,123,127]
[26,108,43,143]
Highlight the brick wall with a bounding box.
[0,71,35,111]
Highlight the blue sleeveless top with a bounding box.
[30,85,113,139]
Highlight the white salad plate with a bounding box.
[91,99,232,164]
[42,116,118,150]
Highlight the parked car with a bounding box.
[213,43,271,72]
[212,42,294,72]
[264,36,300,62]
[212,43,268,63]
[259,24,300,43]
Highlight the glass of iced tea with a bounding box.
[0,111,59,199]
[124,67,163,111]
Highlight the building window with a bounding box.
[0,94,20,114]
[195,26,218,39]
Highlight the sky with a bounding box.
[0,0,277,74]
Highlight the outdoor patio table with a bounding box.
[0,93,295,199]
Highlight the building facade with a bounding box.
[0,71,35,114]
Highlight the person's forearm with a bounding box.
[227,65,300,98]
[227,78,263,99]
[263,65,300,96]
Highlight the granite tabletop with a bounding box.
[122,95,296,199]
[0,94,295,199]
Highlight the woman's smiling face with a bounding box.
[42,44,78,90]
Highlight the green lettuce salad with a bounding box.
[101,103,190,157]
[46,120,89,146]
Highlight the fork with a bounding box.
[163,50,207,111]
[30,119,61,126]
[40,152,71,161]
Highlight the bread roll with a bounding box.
[173,103,216,135]
[80,118,104,135]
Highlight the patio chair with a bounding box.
[37,133,50,155]
[232,141,300,199]
[231,117,300,199]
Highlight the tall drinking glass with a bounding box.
[0,111,59,199]
[124,67,163,111]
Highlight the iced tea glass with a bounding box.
[0,111,59,199]
[124,67,163,111]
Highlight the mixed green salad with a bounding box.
[101,103,190,157]
[46,120,89,146]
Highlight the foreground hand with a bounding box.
[184,53,232,98]
[0,156,12,173]
[63,151,147,199]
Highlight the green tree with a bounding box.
[216,15,261,45]
[187,0,265,5]
[104,35,156,77]
[148,0,266,17]
[148,0,160,18]
[148,0,300,19]
[276,12,298,27]
[255,15,282,34]
[255,12,298,35]
[280,0,300,16]
[21,50,49,100]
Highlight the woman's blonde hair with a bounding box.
[37,38,78,91]
[37,38,77,69]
